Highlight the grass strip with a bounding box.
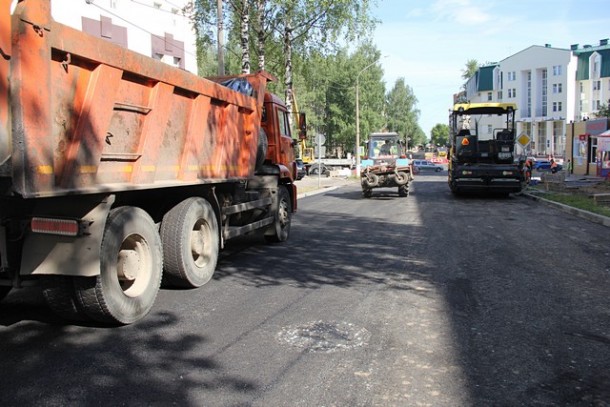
[529,189,610,218]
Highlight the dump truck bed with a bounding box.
[1,0,270,199]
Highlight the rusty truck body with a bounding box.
[0,0,301,324]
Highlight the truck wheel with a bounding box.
[75,207,163,325]
[42,276,90,321]
[398,185,409,197]
[265,185,291,243]
[362,188,372,198]
[160,198,219,288]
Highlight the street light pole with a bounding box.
[355,59,383,175]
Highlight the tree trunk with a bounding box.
[284,17,293,127]
[254,0,265,71]
[240,0,250,74]
[217,0,224,75]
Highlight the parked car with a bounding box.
[532,160,562,171]
[308,163,331,177]
[412,159,443,173]
[295,159,306,180]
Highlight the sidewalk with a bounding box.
[522,172,610,228]
[295,175,357,198]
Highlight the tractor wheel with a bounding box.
[398,184,409,197]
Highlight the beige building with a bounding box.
[49,0,198,74]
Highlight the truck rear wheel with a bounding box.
[160,198,219,288]
[42,276,90,321]
[75,207,163,325]
[265,185,291,243]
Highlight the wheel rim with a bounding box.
[191,218,213,268]
[278,197,289,229]
[116,233,153,298]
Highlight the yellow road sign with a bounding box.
[517,133,531,146]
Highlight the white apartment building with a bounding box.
[49,0,197,74]
[572,40,610,121]
[466,45,577,157]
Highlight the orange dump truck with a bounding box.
[0,0,301,324]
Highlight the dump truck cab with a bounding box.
[448,102,524,195]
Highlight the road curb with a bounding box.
[520,192,610,228]
[297,185,344,199]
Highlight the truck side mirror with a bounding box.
[298,113,307,140]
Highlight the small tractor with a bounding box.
[360,132,413,198]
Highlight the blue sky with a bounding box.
[372,0,610,137]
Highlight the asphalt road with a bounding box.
[1,173,609,406]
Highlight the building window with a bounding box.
[594,100,601,110]
[541,68,548,116]
[508,88,516,98]
[487,92,492,101]
[487,124,492,134]
[526,71,531,118]
[507,71,516,81]
[552,102,562,112]
[593,80,601,91]
[552,65,562,76]
[109,0,117,8]
[497,91,503,100]
[151,32,186,69]
[580,82,584,93]
[552,83,562,94]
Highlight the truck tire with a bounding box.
[74,206,163,325]
[264,185,291,243]
[160,198,219,288]
[42,276,90,322]
[362,188,372,198]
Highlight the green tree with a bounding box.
[271,0,377,126]
[411,126,426,149]
[595,101,610,118]
[386,77,420,146]
[430,123,449,147]
[461,58,478,90]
